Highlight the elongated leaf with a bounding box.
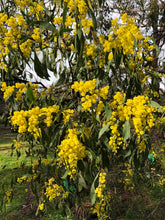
[78,173,87,192]
[131,34,137,50]
[34,52,49,79]
[124,149,131,158]
[39,21,57,32]
[103,137,110,150]
[61,168,69,179]
[123,120,130,142]
[90,172,99,205]
[149,101,163,112]
[105,103,112,120]
[26,86,34,103]
[98,123,110,139]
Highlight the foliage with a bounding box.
[0,0,165,219]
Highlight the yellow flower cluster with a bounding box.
[107,92,125,154]
[93,192,111,220]
[0,0,46,70]
[0,10,31,70]
[5,189,13,203]
[20,39,33,58]
[66,0,88,16]
[15,0,44,21]
[107,92,163,154]
[123,163,135,191]
[10,105,59,139]
[58,129,88,178]
[124,96,158,137]
[1,82,15,99]
[39,203,44,210]
[71,79,109,112]
[14,0,31,9]
[71,79,97,96]
[109,123,123,154]
[86,44,97,59]
[95,172,106,199]
[17,176,27,184]
[93,171,111,220]
[102,13,143,56]
[64,0,93,36]
[13,140,23,150]
[17,174,37,184]
[1,82,38,101]
[29,2,44,21]
[62,109,74,124]
[15,83,27,100]
[81,18,93,34]
[45,178,64,201]
[44,177,69,201]
[31,27,43,43]
[97,13,155,80]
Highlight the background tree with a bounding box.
[112,0,165,94]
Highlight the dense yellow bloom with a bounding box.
[1,82,15,99]
[28,2,44,21]
[39,203,44,210]
[31,27,43,43]
[93,171,110,219]
[44,177,69,202]
[20,39,32,58]
[95,172,106,199]
[96,101,104,115]
[17,176,27,183]
[106,92,163,154]
[99,86,109,99]
[15,83,27,100]
[81,18,93,34]
[86,44,97,59]
[58,129,88,178]
[71,80,109,112]
[53,17,63,25]
[10,105,59,139]
[45,183,63,201]
[71,79,97,96]
[62,109,74,124]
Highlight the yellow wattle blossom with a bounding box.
[93,171,110,219]
[104,92,163,155]
[17,176,27,183]
[71,79,109,112]
[28,2,44,21]
[95,172,106,199]
[62,109,74,124]
[39,203,44,210]
[1,82,39,101]
[44,177,69,202]
[20,39,33,58]
[1,82,15,99]
[10,105,59,139]
[15,83,27,101]
[71,79,97,96]
[123,163,135,191]
[5,189,13,203]
[58,129,88,178]
[31,27,43,43]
